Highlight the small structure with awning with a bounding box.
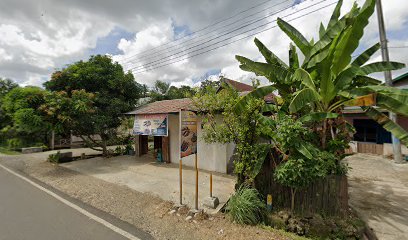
[127,98,235,173]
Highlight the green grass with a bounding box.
[225,186,267,225]
[0,146,20,155]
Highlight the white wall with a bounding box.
[167,113,234,173]
[348,141,408,156]
[383,143,408,156]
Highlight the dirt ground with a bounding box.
[61,153,235,214]
[346,153,408,240]
[0,149,294,240]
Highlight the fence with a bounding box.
[255,157,349,216]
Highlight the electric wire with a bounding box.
[129,1,338,75]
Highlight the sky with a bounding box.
[0,0,407,88]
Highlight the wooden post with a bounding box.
[179,159,183,205]
[210,173,213,198]
[195,153,198,210]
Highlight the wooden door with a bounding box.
[162,135,170,163]
[141,135,149,155]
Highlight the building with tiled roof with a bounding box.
[127,98,193,115]
[127,77,279,173]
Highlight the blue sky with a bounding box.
[88,27,134,56]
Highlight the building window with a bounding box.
[353,119,391,144]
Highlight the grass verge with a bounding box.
[0,146,20,155]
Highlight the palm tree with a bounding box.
[235,0,408,148]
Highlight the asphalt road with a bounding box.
[0,165,143,240]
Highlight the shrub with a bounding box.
[7,138,23,150]
[114,146,125,155]
[48,151,61,163]
[226,186,267,225]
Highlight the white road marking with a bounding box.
[0,163,141,240]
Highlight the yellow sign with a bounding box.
[345,94,376,107]
[267,194,273,205]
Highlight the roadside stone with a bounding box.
[218,229,224,235]
[193,220,198,224]
[21,147,42,154]
[203,196,219,209]
[185,216,192,221]
[168,209,176,215]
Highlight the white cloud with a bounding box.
[0,0,407,87]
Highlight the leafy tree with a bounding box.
[1,86,49,147]
[235,0,407,148]
[150,80,196,101]
[0,78,18,99]
[227,0,407,213]
[199,79,220,93]
[44,55,143,156]
[229,0,408,212]
[0,78,18,133]
[39,90,95,149]
[193,85,269,188]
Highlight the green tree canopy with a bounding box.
[0,78,18,132]
[1,86,49,147]
[150,80,196,102]
[44,55,143,155]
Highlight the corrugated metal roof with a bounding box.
[393,72,408,84]
[126,98,193,115]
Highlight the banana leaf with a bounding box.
[363,106,408,146]
[277,18,311,56]
[331,0,376,76]
[352,42,380,66]
[358,61,405,75]
[289,88,320,113]
[299,112,339,123]
[234,85,276,113]
[254,38,288,68]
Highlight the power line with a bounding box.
[117,0,290,62]
[130,1,337,75]
[120,0,293,65]
[127,0,333,72]
[388,46,408,49]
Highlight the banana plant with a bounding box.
[235,0,408,147]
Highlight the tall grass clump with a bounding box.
[226,186,267,225]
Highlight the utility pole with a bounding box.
[376,0,403,163]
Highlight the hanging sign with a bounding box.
[180,111,198,158]
[133,114,168,136]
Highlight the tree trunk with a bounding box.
[291,188,296,212]
[322,119,327,149]
[101,138,108,157]
[50,130,55,150]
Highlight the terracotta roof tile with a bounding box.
[127,98,193,115]
[222,78,253,92]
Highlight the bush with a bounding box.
[7,138,23,150]
[114,146,125,155]
[226,186,267,225]
[48,151,61,163]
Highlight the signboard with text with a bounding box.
[180,111,197,158]
[133,114,168,136]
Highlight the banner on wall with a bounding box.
[180,110,198,158]
[133,114,168,136]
